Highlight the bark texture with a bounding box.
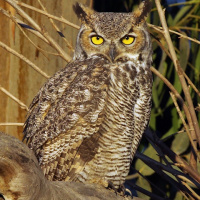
[0,132,135,200]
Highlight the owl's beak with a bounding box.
[109,44,117,62]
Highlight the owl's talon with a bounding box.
[118,184,126,196]
[119,184,132,197]
[107,181,118,194]
[107,182,131,197]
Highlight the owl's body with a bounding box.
[24,1,152,189]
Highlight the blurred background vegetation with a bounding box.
[0,0,199,199]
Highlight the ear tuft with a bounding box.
[73,3,85,19]
[133,0,152,25]
[73,2,94,23]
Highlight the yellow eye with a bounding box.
[91,35,104,45]
[121,35,135,45]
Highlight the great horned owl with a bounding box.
[23,1,153,190]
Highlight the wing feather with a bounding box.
[23,57,110,180]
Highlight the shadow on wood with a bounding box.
[0,132,135,200]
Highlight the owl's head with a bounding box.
[73,1,152,63]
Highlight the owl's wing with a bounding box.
[23,57,110,180]
[23,59,86,139]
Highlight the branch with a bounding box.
[150,67,197,154]
[14,0,80,29]
[183,72,200,98]
[144,129,200,184]
[0,7,49,44]
[155,0,200,146]
[0,132,132,200]
[5,0,71,62]
[148,23,200,45]
[37,0,74,51]
[170,92,199,168]
[0,85,29,111]
[135,153,193,199]
[0,123,24,126]
[0,41,50,79]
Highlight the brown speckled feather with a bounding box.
[24,1,153,189]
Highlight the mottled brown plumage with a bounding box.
[23,1,153,189]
